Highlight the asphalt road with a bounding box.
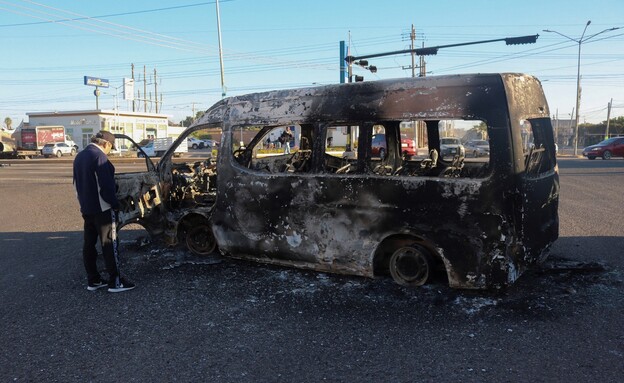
[0,156,622,382]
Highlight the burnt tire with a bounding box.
[602,150,612,160]
[185,225,217,256]
[389,244,431,287]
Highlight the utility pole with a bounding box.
[154,69,158,113]
[570,107,575,146]
[554,109,559,146]
[143,65,147,113]
[131,63,136,112]
[419,42,426,77]
[605,98,612,139]
[216,0,226,98]
[410,24,416,78]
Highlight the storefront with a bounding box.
[26,110,174,150]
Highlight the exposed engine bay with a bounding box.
[167,158,218,209]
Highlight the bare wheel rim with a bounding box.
[389,245,430,286]
[185,225,217,255]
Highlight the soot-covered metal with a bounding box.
[115,73,559,289]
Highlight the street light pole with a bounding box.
[543,21,621,156]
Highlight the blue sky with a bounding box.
[1,0,623,126]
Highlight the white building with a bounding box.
[26,110,181,150]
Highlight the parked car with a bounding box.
[371,134,386,158]
[203,139,219,148]
[400,135,417,158]
[187,137,204,149]
[582,137,624,160]
[464,139,490,157]
[137,141,155,158]
[372,134,417,159]
[42,142,76,158]
[439,137,465,158]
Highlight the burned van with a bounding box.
[114,73,559,289]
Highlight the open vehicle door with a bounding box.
[113,131,219,254]
[113,134,166,237]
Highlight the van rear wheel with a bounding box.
[389,244,431,287]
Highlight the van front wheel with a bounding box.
[185,224,217,255]
[389,244,431,287]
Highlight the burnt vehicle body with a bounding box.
[114,73,559,289]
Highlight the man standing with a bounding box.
[73,131,135,293]
[281,126,293,154]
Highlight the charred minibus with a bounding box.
[115,73,559,289]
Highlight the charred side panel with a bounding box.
[212,166,522,288]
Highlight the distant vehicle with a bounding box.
[439,137,465,158]
[371,134,386,158]
[18,126,76,151]
[137,141,155,158]
[400,135,417,158]
[372,134,417,159]
[203,139,219,148]
[464,139,490,157]
[42,142,76,158]
[2,125,77,159]
[155,137,188,157]
[138,137,188,158]
[188,137,204,149]
[582,137,624,160]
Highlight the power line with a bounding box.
[0,0,215,53]
[0,1,232,28]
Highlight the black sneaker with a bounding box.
[108,278,136,293]
[87,280,108,291]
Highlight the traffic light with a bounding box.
[414,47,438,56]
[505,35,539,45]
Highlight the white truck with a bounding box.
[154,137,188,158]
[1,126,77,159]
